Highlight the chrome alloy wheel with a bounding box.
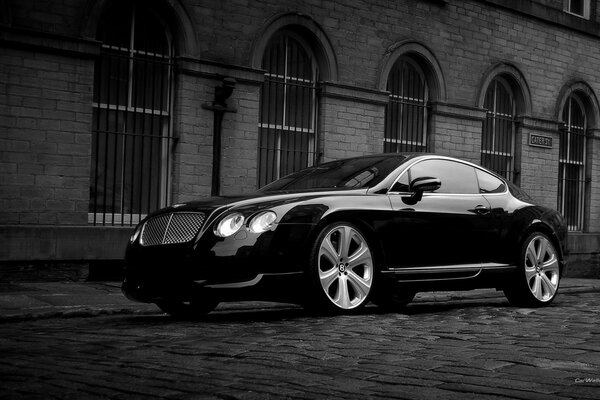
[317,225,374,310]
[524,234,559,302]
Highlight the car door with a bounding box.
[384,158,496,268]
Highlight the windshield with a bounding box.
[260,155,408,192]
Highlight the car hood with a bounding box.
[153,188,368,217]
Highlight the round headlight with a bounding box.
[248,211,277,233]
[214,213,245,237]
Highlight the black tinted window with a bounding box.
[260,155,408,192]
[508,182,534,203]
[409,160,478,194]
[476,169,506,194]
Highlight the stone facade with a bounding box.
[1,0,599,276]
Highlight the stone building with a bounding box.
[1,0,599,276]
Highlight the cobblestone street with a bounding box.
[2,291,599,400]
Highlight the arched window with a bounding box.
[384,57,428,153]
[481,77,516,180]
[90,1,173,225]
[559,94,587,231]
[258,32,318,187]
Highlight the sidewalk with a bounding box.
[1,278,599,322]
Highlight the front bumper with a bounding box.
[122,271,306,304]
[122,222,315,304]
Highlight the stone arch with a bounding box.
[378,40,446,102]
[556,80,600,129]
[250,12,338,81]
[477,62,532,116]
[80,0,198,56]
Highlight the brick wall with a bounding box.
[1,46,93,226]
[220,82,261,196]
[429,104,485,165]
[170,73,213,204]
[518,118,561,209]
[319,85,387,162]
[2,0,600,265]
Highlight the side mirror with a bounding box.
[411,176,441,193]
[402,176,441,205]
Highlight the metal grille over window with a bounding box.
[90,2,174,226]
[384,57,428,153]
[481,78,515,181]
[258,33,318,188]
[559,95,586,231]
[140,213,206,246]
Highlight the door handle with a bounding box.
[472,205,491,215]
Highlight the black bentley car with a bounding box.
[123,154,568,317]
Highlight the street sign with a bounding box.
[529,134,553,149]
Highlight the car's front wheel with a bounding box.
[504,232,560,307]
[157,294,219,319]
[307,222,375,313]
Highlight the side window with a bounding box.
[390,172,410,192]
[476,169,506,194]
[409,160,478,194]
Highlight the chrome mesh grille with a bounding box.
[140,212,206,246]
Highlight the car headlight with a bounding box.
[214,212,245,237]
[130,223,143,243]
[248,211,277,233]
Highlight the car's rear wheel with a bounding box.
[504,232,560,307]
[308,222,375,313]
[157,294,219,319]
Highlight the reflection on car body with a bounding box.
[123,154,568,317]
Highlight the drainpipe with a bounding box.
[202,78,237,196]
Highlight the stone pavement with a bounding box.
[1,281,600,399]
[0,278,599,321]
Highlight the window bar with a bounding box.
[395,62,401,151]
[292,41,302,171]
[113,39,126,226]
[414,66,420,151]
[299,50,307,170]
[408,64,415,152]
[265,46,273,186]
[269,41,278,185]
[393,64,401,151]
[262,43,273,187]
[111,51,121,225]
[401,62,408,152]
[102,50,113,226]
[157,53,167,212]
[285,40,292,175]
[390,64,398,152]
[292,42,300,172]
[406,62,412,151]
[163,49,173,212]
[129,74,138,226]
[147,56,158,214]
[420,69,425,150]
[274,37,284,183]
[280,37,289,180]
[310,64,318,164]
[92,57,102,225]
[137,49,148,222]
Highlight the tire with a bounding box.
[307,222,375,313]
[504,232,560,307]
[157,293,219,319]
